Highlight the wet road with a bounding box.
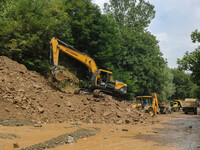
[62,109,200,150]
[131,110,200,150]
[0,109,199,150]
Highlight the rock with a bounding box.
[134,118,139,122]
[55,103,61,107]
[13,142,19,148]
[67,135,74,143]
[54,70,69,81]
[33,124,42,127]
[37,106,44,113]
[125,119,131,124]
[116,120,123,124]
[88,119,93,124]
[33,84,42,90]
[90,107,96,112]
[122,128,128,131]
[94,99,100,102]
[153,131,158,133]
[116,111,123,118]
[86,97,91,101]
[103,111,111,117]
[5,108,9,112]
[21,105,28,109]
[67,101,72,107]
[125,108,131,113]
[106,95,112,100]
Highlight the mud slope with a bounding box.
[0,56,150,124]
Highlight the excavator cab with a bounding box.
[90,69,127,95]
[135,96,153,110]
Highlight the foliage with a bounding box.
[0,0,180,100]
[0,0,72,75]
[178,46,200,85]
[177,29,200,99]
[191,29,200,43]
[63,0,120,69]
[171,69,198,99]
[103,0,174,100]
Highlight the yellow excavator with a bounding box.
[132,93,160,117]
[50,37,127,97]
[171,99,182,112]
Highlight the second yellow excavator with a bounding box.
[50,37,127,97]
[132,93,160,117]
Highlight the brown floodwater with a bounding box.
[0,109,199,150]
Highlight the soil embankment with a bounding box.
[0,56,150,125]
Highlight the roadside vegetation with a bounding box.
[0,0,199,100]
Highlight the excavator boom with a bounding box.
[50,37,98,73]
[50,37,127,96]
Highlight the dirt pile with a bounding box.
[0,56,150,125]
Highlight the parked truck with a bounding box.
[158,102,172,114]
[182,98,197,115]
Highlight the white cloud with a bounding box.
[148,0,200,68]
[155,32,169,42]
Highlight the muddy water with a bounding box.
[55,111,200,150]
[0,110,199,150]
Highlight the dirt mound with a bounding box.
[0,56,150,125]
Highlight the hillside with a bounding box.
[0,56,150,125]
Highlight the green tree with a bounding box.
[0,0,72,75]
[62,0,120,69]
[191,29,200,43]
[104,0,174,99]
[178,46,200,85]
[171,69,197,99]
[178,29,200,85]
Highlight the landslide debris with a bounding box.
[0,56,150,125]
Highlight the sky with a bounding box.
[92,0,200,68]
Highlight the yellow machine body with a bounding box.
[133,93,159,117]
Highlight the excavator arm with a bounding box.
[50,37,98,73]
[50,37,127,96]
